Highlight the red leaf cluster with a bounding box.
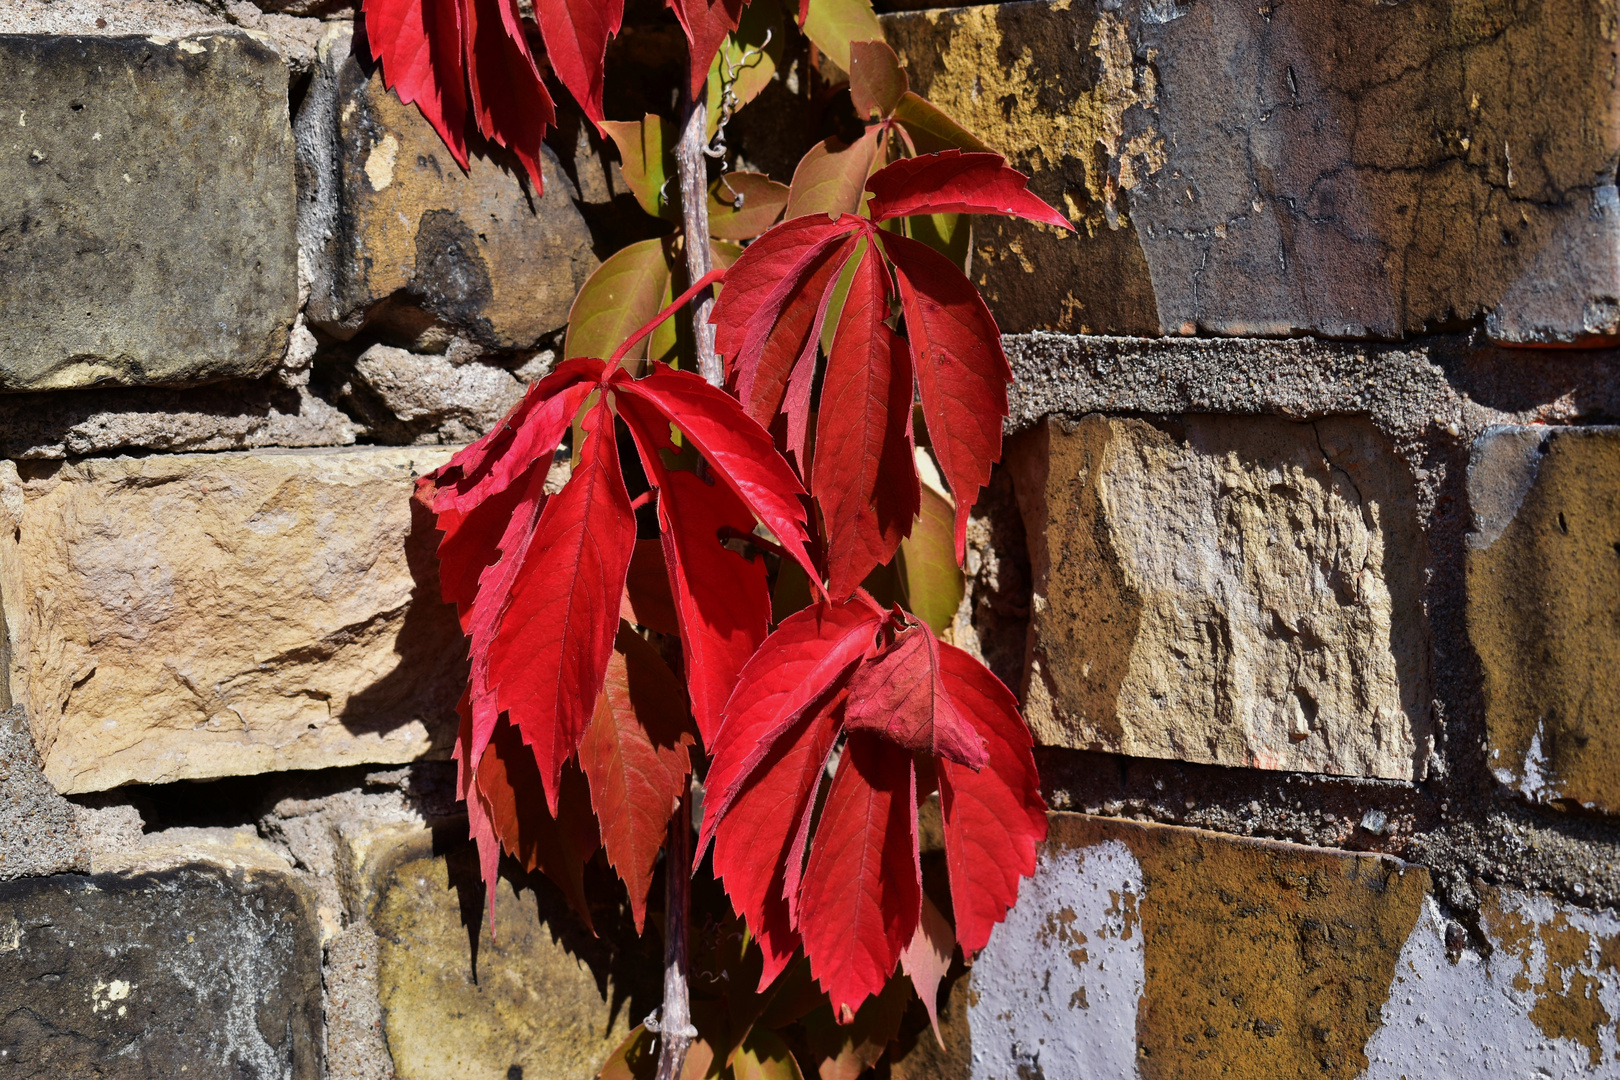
[700,598,1046,1019]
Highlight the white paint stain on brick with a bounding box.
[1360,893,1620,1078]
[967,839,1144,1080]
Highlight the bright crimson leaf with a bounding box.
[579,622,695,932]
[864,150,1074,230]
[668,0,747,96]
[795,733,920,1021]
[364,0,470,169]
[885,231,1009,560]
[812,242,918,599]
[458,0,555,190]
[534,0,623,128]
[840,620,987,769]
[935,640,1047,955]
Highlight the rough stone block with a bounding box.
[298,23,598,350]
[0,705,88,879]
[0,32,298,389]
[1469,425,1620,812]
[370,831,660,1080]
[0,863,322,1078]
[884,0,1620,343]
[0,445,467,794]
[1008,414,1430,779]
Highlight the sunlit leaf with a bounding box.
[565,238,674,362]
[798,0,883,75]
[601,113,678,220]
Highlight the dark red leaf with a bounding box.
[485,403,636,812]
[579,623,694,932]
[813,242,919,598]
[459,0,555,191]
[612,367,820,587]
[796,734,920,1020]
[621,539,681,636]
[534,0,623,128]
[885,232,1008,561]
[840,620,987,768]
[668,0,747,96]
[935,641,1047,955]
[800,973,911,1078]
[864,151,1073,230]
[364,0,470,169]
[422,468,535,630]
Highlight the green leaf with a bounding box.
[728,1027,806,1080]
[601,114,679,221]
[597,1026,717,1080]
[786,127,883,221]
[709,172,791,240]
[818,234,863,357]
[706,0,786,137]
[894,453,965,638]
[799,0,883,75]
[905,211,971,274]
[849,40,907,121]
[565,238,673,362]
[892,92,991,154]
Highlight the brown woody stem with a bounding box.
[675,97,721,387]
[654,789,695,1080]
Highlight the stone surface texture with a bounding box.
[298,23,598,350]
[0,705,89,879]
[1469,426,1620,813]
[1008,414,1430,779]
[0,864,323,1079]
[370,832,660,1080]
[0,31,298,389]
[345,343,527,445]
[0,446,466,793]
[885,0,1620,343]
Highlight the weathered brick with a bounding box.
[0,445,467,794]
[884,0,1620,342]
[0,32,298,389]
[0,863,322,1079]
[298,23,598,350]
[370,831,660,1080]
[1007,414,1430,779]
[1469,425,1620,812]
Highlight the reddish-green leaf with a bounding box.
[363,0,470,168]
[848,40,906,121]
[796,733,920,1020]
[840,620,987,769]
[899,893,954,1045]
[800,973,910,1078]
[785,128,883,220]
[709,172,791,241]
[600,114,677,220]
[565,238,674,362]
[864,151,1073,229]
[885,231,1008,561]
[728,1026,805,1080]
[812,242,918,598]
[891,92,991,154]
[580,623,695,932]
[935,641,1047,955]
[598,1025,716,1080]
[798,0,882,73]
[534,0,622,127]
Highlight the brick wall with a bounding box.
[2,1,1618,1077]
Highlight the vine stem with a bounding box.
[675,96,721,388]
[654,789,695,1080]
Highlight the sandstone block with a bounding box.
[0,445,467,794]
[0,32,298,389]
[1469,425,1620,812]
[1008,414,1430,779]
[298,24,598,350]
[0,863,322,1077]
[885,0,1620,342]
[370,831,660,1080]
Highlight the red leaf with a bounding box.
[813,242,919,598]
[364,0,470,169]
[796,734,920,1020]
[935,641,1047,955]
[885,232,1008,561]
[485,402,636,812]
[579,623,695,932]
[622,539,681,636]
[612,367,820,587]
[422,469,535,630]
[840,620,988,769]
[534,0,623,128]
[473,713,602,931]
[864,151,1073,230]
[459,0,555,191]
[713,215,860,399]
[900,894,954,1045]
[668,0,746,96]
